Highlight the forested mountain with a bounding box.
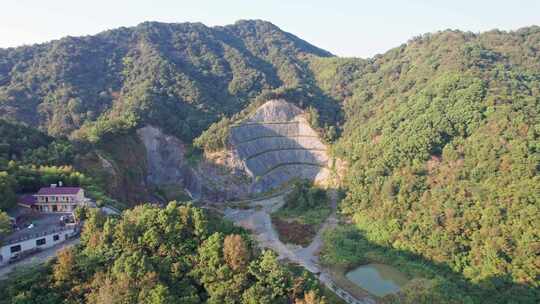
[312,27,540,302]
[0,20,341,205]
[0,20,538,303]
[0,20,333,143]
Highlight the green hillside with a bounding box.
[312,28,540,303]
[0,21,538,303]
[0,20,332,143]
[0,119,119,212]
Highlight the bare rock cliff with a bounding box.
[137,125,188,185]
[228,99,332,193]
[137,125,250,202]
[130,99,335,203]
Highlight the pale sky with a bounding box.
[1,0,538,57]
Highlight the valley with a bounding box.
[0,19,538,304]
[222,193,375,304]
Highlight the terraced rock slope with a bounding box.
[229,99,331,193]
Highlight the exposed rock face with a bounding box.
[132,100,332,202]
[97,153,116,176]
[245,100,304,122]
[136,126,200,199]
[137,125,187,185]
[191,158,251,202]
[137,125,250,202]
[229,99,331,193]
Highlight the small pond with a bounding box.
[345,263,409,297]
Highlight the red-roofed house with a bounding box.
[34,185,87,212]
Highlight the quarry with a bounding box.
[228,99,332,193]
[133,99,334,201]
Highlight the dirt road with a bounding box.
[223,194,376,304]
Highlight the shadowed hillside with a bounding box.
[0,20,332,142]
[0,21,538,303]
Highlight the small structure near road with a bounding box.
[0,210,79,266]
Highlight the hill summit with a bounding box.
[0,21,538,303]
[0,20,331,142]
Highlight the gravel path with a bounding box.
[223,194,376,304]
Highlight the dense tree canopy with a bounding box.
[312,28,540,303]
[0,202,329,304]
[0,20,333,144]
[0,20,538,303]
[0,119,121,211]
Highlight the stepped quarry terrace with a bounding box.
[228,100,331,193]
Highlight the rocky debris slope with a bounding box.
[229,99,331,193]
[137,125,250,202]
[131,100,333,202]
[137,126,189,185]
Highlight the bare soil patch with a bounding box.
[272,216,316,247]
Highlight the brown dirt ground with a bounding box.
[271,216,316,247]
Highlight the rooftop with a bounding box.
[36,187,82,196]
[2,209,75,246]
[18,194,37,206]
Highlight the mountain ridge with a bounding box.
[0,19,334,142]
[0,20,538,303]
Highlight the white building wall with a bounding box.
[0,228,76,266]
[76,190,85,203]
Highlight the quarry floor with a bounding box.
[222,194,376,304]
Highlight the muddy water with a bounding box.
[345,263,409,297]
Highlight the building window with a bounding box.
[36,238,46,246]
[10,245,21,253]
[53,234,60,241]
